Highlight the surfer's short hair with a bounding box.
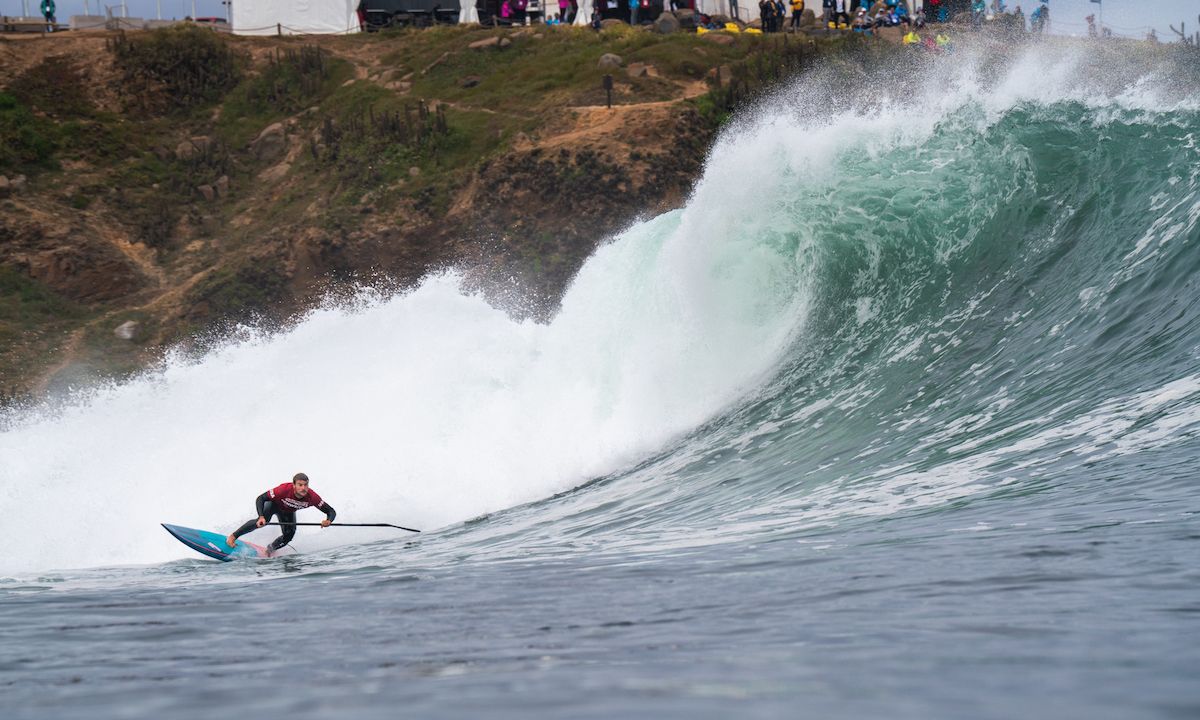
[293,472,310,484]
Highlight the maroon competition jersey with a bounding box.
[268,483,326,513]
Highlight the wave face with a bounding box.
[1,43,1198,579]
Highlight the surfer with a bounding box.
[226,473,336,555]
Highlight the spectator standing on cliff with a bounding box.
[559,0,571,23]
[591,5,602,29]
[835,0,850,28]
[40,0,56,30]
[514,0,528,24]
[499,0,513,25]
[1029,2,1046,35]
[821,0,833,27]
[790,0,804,30]
[628,0,639,26]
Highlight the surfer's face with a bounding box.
[293,479,309,498]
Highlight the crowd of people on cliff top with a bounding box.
[498,0,1054,41]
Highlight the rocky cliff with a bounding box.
[0,22,858,402]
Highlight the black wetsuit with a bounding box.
[231,491,337,553]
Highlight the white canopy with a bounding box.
[232,0,361,35]
[460,0,480,24]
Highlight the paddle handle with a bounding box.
[265,521,420,533]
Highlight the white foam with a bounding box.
[0,161,816,575]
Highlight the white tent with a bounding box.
[460,0,480,24]
[574,0,594,25]
[232,0,361,36]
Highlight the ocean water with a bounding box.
[2,42,1199,719]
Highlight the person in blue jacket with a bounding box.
[40,0,57,29]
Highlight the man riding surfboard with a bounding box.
[226,473,336,555]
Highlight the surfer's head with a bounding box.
[292,472,310,497]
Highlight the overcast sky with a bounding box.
[4,0,1198,40]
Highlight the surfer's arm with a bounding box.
[320,503,337,524]
[254,491,272,519]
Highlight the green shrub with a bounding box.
[107,25,242,115]
[0,93,58,172]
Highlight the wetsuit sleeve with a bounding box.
[322,503,337,522]
[255,491,272,517]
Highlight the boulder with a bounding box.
[251,123,287,162]
[653,12,681,34]
[175,136,212,161]
[702,32,736,45]
[600,18,626,30]
[598,53,623,69]
[674,10,700,31]
[10,175,27,192]
[461,75,482,88]
[469,36,504,49]
[215,175,230,198]
[197,184,215,202]
[248,122,285,162]
[113,320,139,341]
[626,62,659,78]
[800,8,817,26]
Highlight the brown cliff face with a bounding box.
[1,218,147,304]
[0,24,848,400]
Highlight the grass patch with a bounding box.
[7,55,95,119]
[186,261,290,322]
[0,267,85,326]
[107,25,243,116]
[0,93,59,173]
[218,47,354,149]
[0,267,89,394]
[308,80,457,201]
[111,141,233,251]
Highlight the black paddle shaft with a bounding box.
[265,521,420,533]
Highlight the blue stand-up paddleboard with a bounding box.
[162,523,270,561]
